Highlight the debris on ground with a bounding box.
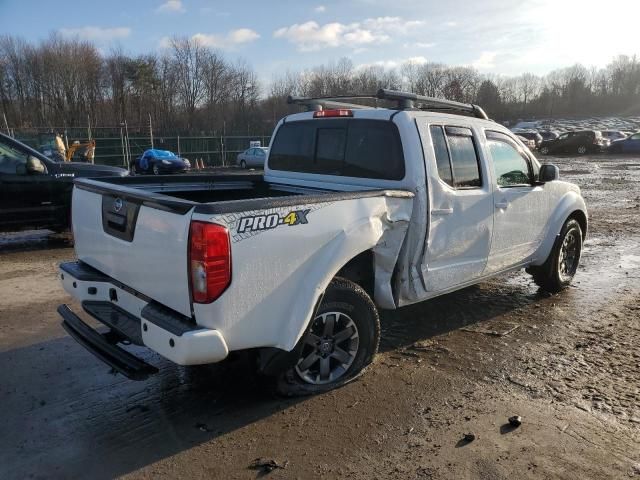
[508,415,522,427]
[249,458,288,474]
[463,433,476,442]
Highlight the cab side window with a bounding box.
[486,131,532,187]
[430,126,453,186]
[0,141,29,175]
[429,125,482,189]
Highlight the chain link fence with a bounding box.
[7,126,272,168]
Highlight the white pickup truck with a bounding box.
[58,90,587,395]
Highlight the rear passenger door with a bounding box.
[421,125,494,292]
[484,131,548,273]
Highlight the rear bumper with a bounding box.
[59,304,158,380]
[59,261,229,369]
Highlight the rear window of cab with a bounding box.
[268,119,405,180]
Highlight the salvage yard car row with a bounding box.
[512,127,640,155]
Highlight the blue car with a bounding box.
[135,149,190,175]
[609,132,640,153]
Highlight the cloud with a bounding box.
[156,0,185,13]
[314,5,326,12]
[404,41,436,49]
[59,26,131,41]
[472,51,497,70]
[273,17,423,52]
[358,56,428,70]
[226,28,260,44]
[362,16,424,33]
[444,21,457,27]
[161,28,260,49]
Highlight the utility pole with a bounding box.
[124,120,131,169]
[2,112,9,135]
[149,113,154,148]
[120,126,126,170]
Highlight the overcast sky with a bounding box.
[2,0,640,84]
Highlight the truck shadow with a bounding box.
[0,337,302,479]
[0,230,72,253]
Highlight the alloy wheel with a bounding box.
[295,312,360,385]
[558,229,580,282]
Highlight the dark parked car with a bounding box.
[134,149,190,175]
[538,130,560,142]
[601,130,627,142]
[513,130,543,148]
[538,130,607,155]
[0,132,128,233]
[608,132,640,153]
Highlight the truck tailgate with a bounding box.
[71,186,193,317]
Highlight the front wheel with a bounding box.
[528,218,582,293]
[577,145,587,155]
[152,164,160,175]
[275,277,380,396]
[539,146,550,155]
[240,160,247,169]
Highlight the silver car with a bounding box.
[237,147,268,169]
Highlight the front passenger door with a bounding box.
[485,131,548,273]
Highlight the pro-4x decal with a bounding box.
[219,203,331,243]
[237,209,310,233]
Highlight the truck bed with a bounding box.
[75,173,407,215]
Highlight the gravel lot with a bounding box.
[1,154,639,479]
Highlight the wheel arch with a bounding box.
[531,191,588,267]
[568,209,588,239]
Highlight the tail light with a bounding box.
[313,109,353,118]
[189,221,231,303]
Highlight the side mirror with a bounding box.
[26,156,46,174]
[539,163,559,183]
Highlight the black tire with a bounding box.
[240,160,246,169]
[275,277,380,396]
[539,146,550,155]
[577,145,587,155]
[527,218,582,293]
[152,164,160,175]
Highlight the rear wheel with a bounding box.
[240,160,246,169]
[577,145,587,155]
[275,277,380,396]
[528,218,582,293]
[152,164,160,175]
[539,146,550,155]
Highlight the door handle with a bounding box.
[495,201,509,209]
[432,207,453,215]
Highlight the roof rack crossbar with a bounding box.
[376,89,489,120]
[287,95,377,111]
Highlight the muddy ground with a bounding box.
[0,154,638,479]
